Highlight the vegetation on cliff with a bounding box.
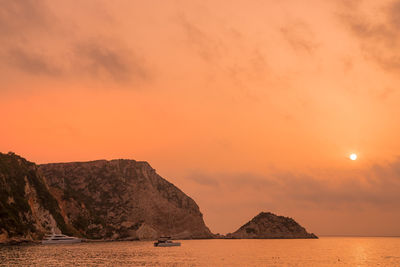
[0,152,213,243]
[0,152,71,242]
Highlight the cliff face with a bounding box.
[0,153,212,243]
[0,153,72,244]
[39,159,212,240]
[227,212,317,239]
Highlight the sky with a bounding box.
[1,0,400,236]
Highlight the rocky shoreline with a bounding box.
[0,152,317,245]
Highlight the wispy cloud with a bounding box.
[280,21,319,54]
[176,13,224,63]
[74,40,150,83]
[7,47,62,76]
[338,0,400,73]
[187,159,400,210]
[0,0,54,37]
[0,0,151,86]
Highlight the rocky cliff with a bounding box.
[0,152,72,244]
[39,159,212,240]
[227,212,317,239]
[0,152,212,243]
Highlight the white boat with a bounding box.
[42,233,82,244]
[154,237,181,247]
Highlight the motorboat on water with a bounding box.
[42,233,82,244]
[154,236,181,247]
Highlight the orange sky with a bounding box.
[1,0,400,236]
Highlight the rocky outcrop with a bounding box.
[227,212,317,239]
[0,152,212,243]
[0,152,73,244]
[39,159,212,240]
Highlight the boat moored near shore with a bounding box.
[42,233,82,244]
[154,237,181,247]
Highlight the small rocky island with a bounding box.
[227,212,318,239]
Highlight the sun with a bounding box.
[350,153,357,161]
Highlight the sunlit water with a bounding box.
[1,237,399,266]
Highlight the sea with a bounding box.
[0,237,399,266]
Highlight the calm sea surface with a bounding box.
[0,237,399,266]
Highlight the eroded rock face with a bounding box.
[0,153,213,243]
[0,152,71,244]
[227,212,317,239]
[39,159,212,240]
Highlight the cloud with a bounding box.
[7,47,62,76]
[74,41,150,83]
[280,21,319,54]
[187,171,280,190]
[388,0,400,27]
[176,14,223,62]
[175,12,270,101]
[338,0,400,73]
[0,0,54,37]
[186,171,220,187]
[0,0,151,85]
[187,159,400,211]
